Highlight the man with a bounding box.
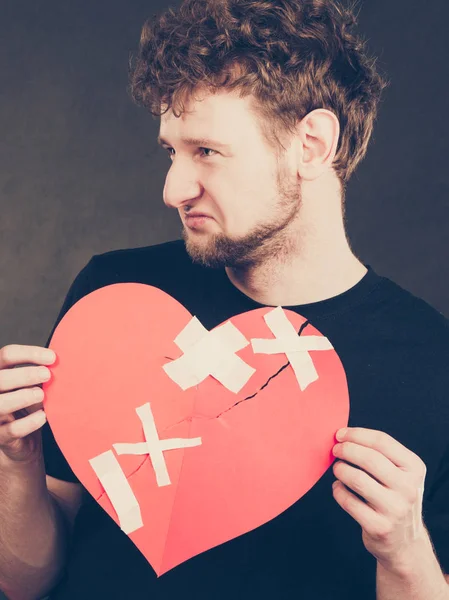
[0,0,448,599]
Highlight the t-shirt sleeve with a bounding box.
[423,442,449,575]
[41,256,98,483]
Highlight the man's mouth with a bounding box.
[185,214,213,229]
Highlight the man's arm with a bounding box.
[376,531,449,600]
[0,456,70,600]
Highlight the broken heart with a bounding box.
[43,283,349,575]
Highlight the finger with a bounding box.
[333,442,403,490]
[11,400,45,421]
[0,366,52,393]
[0,345,56,370]
[0,387,44,417]
[0,410,47,446]
[22,400,44,415]
[332,480,387,537]
[0,412,14,427]
[333,460,395,512]
[336,427,420,471]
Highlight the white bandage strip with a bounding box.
[88,450,144,534]
[113,402,202,487]
[163,316,256,393]
[251,306,334,391]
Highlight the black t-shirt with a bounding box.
[41,239,449,599]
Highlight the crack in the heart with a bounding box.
[161,319,310,428]
[96,319,310,502]
[211,319,310,419]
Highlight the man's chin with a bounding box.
[184,243,224,268]
[183,240,256,270]
[181,227,267,269]
[182,233,217,267]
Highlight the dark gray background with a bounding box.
[1,0,448,354]
[0,1,448,598]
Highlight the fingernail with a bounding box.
[33,387,44,399]
[336,428,347,441]
[39,368,51,381]
[43,350,56,364]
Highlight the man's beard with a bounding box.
[182,175,301,269]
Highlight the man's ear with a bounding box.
[295,109,340,181]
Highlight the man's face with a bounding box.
[159,88,302,268]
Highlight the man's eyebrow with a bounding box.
[157,135,231,150]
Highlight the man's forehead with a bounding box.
[160,90,254,132]
[159,107,231,147]
[159,110,237,150]
[157,91,266,152]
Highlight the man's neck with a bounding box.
[225,202,367,307]
[226,251,366,307]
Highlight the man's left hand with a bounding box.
[332,427,428,570]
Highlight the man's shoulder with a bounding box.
[92,238,190,270]
[49,240,201,345]
[83,239,198,284]
[375,271,449,346]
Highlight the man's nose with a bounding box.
[163,165,202,210]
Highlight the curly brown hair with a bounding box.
[128,0,390,190]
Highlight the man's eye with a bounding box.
[200,148,217,157]
[165,148,217,158]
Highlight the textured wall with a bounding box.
[0,0,448,596]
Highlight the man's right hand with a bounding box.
[0,344,56,463]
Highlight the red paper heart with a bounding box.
[44,283,349,576]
